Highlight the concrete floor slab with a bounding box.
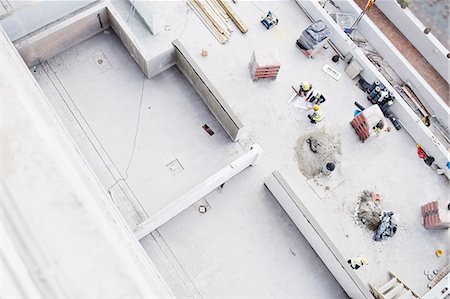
[118,0,449,295]
[32,31,242,219]
[141,167,348,298]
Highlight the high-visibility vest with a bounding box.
[313,109,324,122]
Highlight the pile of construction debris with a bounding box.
[355,190,398,241]
[294,127,341,179]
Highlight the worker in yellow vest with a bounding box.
[347,256,369,270]
[308,104,324,124]
[307,90,326,104]
[299,81,313,97]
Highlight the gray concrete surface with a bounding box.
[141,167,349,298]
[32,31,243,221]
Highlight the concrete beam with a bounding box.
[134,144,263,240]
[265,171,373,299]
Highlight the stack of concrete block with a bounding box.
[422,201,450,229]
[249,49,281,80]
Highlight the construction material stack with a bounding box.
[422,201,450,229]
[249,49,281,80]
[350,105,385,142]
[296,20,331,58]
[187,0,247,44]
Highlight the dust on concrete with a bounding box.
[294,127,341,179]
[355,190,382,231]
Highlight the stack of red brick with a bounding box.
[249,49,281,80]
[350,113,370,142]
[421,201,450,229]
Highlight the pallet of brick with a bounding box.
[421,201,450,229]
[249,49,281,80]
[350,113,370,142]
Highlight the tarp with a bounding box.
[297,20,332,50]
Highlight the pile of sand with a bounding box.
[294,127,341,179]
[355,190,382,231]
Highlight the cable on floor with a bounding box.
[107,72,146,192]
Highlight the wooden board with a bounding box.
[217,0,248,33]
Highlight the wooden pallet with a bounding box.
[369,271,421,299]
[350,113,370,142]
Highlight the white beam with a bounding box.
[134,144,263,240]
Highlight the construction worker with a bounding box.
[308,104,324,124]
[347,256,368,270]
[307,90,326,104]
[299,81,312,96]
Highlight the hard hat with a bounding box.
[314,90,322,98]
[313,104,320,111]
[301,81,311,90]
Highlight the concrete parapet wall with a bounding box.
[173,39,244,142]
[0,1,96,42]
[264,171,373,299]
[375,0,450,84]
[297,0,449,179]
[106,3,149,77]
[14,4,109,67]
[336,0,448,132]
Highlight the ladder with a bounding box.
[369,271,421,299]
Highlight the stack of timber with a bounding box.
[187,0,247,44]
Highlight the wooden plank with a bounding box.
[187,0,227,44]
[217,0,248,33]
[209,0,229,20]
[193,0,229,37]
[211,0,228,19]
[203,0,233,35]
[401,85,429,117]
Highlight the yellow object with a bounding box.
[313,90,322,98]
[313,104,320,111]
[301,81,311,91]
[312,108,324,122]
[436,249,443,257]
[365,0,375,11]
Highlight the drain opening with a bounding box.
[202,124,214,136]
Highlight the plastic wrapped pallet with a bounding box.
[249,49,281,80]
[296,20,332,58]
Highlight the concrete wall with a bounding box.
[265,171,373,299]
[134,144,263,240]
[107,3,149,77]
[0,0,96,42]
[146,46,177,78]
[376,0,450,83]
[14,4,109,67]
[335,0,449,132]
[297,0,450,179]
[173,39,244,142]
